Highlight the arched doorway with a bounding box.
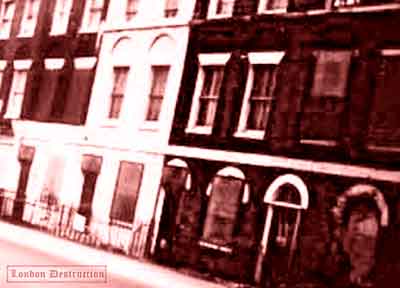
[254,174,309,285]
[150,159,191,264]
[332,184,388,286]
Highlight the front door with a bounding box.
[12,160,32,221]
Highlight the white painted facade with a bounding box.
[76,0,195,252]
[0,0,196,256]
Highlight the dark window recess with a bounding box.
[32,69,61,121]
[78,171,98,224]
[126,0,139,20]
[146,66,169,121]
[368,57,400,147]
[110,161,143,223]
[202,176,244,245]
[164,0,178,17]
[301,51,351,141]
[63,69,93,125]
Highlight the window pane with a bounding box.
[110,162,143,223]
[203,176,243,244]
[196,98,218,126]
[216,0,235,14]
[109,67,129,118]
[165,0,178,17]
[246,65,276,130]
[368,57,400,146]
[126,0,139,20]
[146,66,169,121]
[311,51,351,98]
[196,66,223,127]
[266,0,288,10]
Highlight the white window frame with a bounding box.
[207,0,235,19]
[50,0,73,35]
[18,0,41,37]
[0,0,16,39]
[235,51,284,140]
[4,60,32,119]
[0,60,7,113]
[258,0,288,14]
[186,53,230,135]
[80,0,104,33]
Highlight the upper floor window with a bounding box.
[126,0,139,20]
[258,0,289,13]
[236,52,284,140]
[368,50,400,147]
[81,0,104,32]
[109,67,129,119]
[164,0,178,18]
[300,50,352,142]
[0,0,15,38]
[186,53,230,135]
[50,0,73,35]
[4,60,32,119]
[19,0,41,37]
[0,60,6,112]
[146,66,170,122]
[208,0,235,18]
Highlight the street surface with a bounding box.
[0,221,226,288]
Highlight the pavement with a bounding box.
[0,221,227,288]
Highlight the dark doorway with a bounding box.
[12,160,32,221]
[78,171,98,227]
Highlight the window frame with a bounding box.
[108,66,129,120]
[235,51,285,140]
[200,167,249,251]
[207,0,235,19]
[300,49,353,145]
[0,60,6,113]
[186,53,230,135]
[257,0,289,14]
[4,60,32,119]
[0,0,15,39]
[18,0,41,37]
[50,0,73,35]
[164,0,179,18]
[125,0,139,21]
[80,0,104,33]
[145,65,170,123]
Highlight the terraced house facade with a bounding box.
[0,0,199,261]
[0,0,106,224]
[0,0,400,287]
[161,0,400,287]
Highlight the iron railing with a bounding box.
[0,194,150,259]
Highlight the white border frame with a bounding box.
[235,51,284,140]
[185,53,231,135]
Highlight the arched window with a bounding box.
[145,35,175,122]
[108,37,134,119]
[255,174,309,284]
[200,167,249,250]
